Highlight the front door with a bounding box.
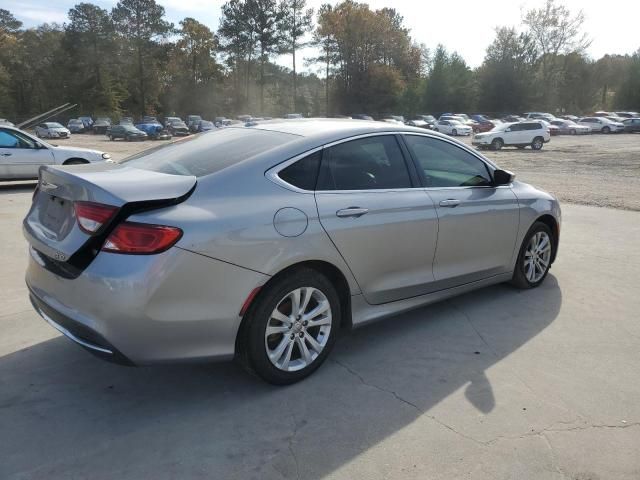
[0,128,54,180]
[403,134,520,288]
[315,134,439,305]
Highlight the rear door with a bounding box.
[403,134,520,287]
[503,123,524,145]
[0,128,54,180]
[315,134,438,305]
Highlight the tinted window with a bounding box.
[278,151,321,190]
[405,135,492,188]
[318,136,411,190]
[523,123,542,130]
[123,128,298,177]
[509,124,523,131]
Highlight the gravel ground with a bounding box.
[49,130,640,211]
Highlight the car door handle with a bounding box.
[336,207,369,218]
[439,199,461,208]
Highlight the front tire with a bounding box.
[491,138,503,150]
[452,129,458,136]
[602,126,610,134]
[511,222,554,289]
[244,268,341,384]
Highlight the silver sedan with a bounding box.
[24,120,561,384]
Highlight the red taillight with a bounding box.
[74,201,118,234]
[102,222,182,254]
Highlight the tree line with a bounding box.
[0,0,639,123]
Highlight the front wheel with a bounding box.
[452,129,458,136]
[531,137,544,150]
[511,222,554,289]
[243,268,341,384]
[602,126,611,134]
[491,138,503,150]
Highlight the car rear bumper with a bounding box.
[26,246,269,365]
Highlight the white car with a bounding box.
[472,121,551,150]
[577,117,625,133]
[35,122,71,139]
[434,119,472,136]
[0,125,110,180]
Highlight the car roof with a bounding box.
[242,118,436,143]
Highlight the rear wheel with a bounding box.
[491,138,503,150]
[108,135,114,141]
[243,268,341,384]
[511,222,554,289]
[452,129,458,136]
[531,136,544,150]
[602,126,610,134]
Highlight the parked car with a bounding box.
[143,116,159,124]
[108,124,148,141]
[434,119,472,136]
[622,118,640,133]
[472,121,550,150]
[558,115,579,121]
[35,122,71,139]
[119,117,134,125]
[78,116,93,130]
[405,119,431,129]
[167,119,190,136]
[539,120,560,136]
[416,115,437,129]
[577,117,625,133]
[0,118,15,126]
[439,115,475,129]
[380,118,404,125]
[67,119,85,133]
[524,112,555,121]
[284,113,304,119]
[23,119,560,384]
[1,125,110,180]
[615,111,639,119]
[135,122,172,140]
[214,116,228,126]
[501,115,524,123]
[237,115,253,122]
[186,115,203,132]
[92,117,111,134]
[195,120,216,132]
[550,119,590,135]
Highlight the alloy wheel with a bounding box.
[524,231,551,283]
[265,287,332,372]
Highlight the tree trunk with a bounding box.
[260,46,265,114]
[325,45,330,115]
[292,42,297,112]
[138,42,145,115]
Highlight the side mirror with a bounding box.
[493,169,515,186]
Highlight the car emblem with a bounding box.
[40,181,58,192]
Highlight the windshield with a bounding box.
[122,127,298,177]
[45,122,64,128]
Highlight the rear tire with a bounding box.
[243,268,341,385]
[491,138,503,150]
[452,129,458,136]
[108,135,114,141]
[531,137,544,150]
[511,222,554,289]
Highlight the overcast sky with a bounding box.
[7,0,640,71]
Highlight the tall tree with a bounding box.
[112,0,172,115]
[278,0,314,111]
[310,3,339,115]
[522,0,590,108]
[251,0,283,113]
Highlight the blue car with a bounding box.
[134,122,172,140]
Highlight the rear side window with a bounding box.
[317,136,411,190]
[523,123,541,130]
[122,128,298,177]
[278,151,321,190]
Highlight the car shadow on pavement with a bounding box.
[0,276,562,479]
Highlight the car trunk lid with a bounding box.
[23,163,195,275]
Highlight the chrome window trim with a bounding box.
[265,130,507,194]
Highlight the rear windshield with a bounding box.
[122,127,298,177]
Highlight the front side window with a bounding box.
[0,129,37,149]
[317,136,411,191]
[404,135,492,188]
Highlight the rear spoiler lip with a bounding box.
[23,181,198,278]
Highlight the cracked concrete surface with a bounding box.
[1,186,640,479]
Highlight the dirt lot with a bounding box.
[52,130,640,211]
